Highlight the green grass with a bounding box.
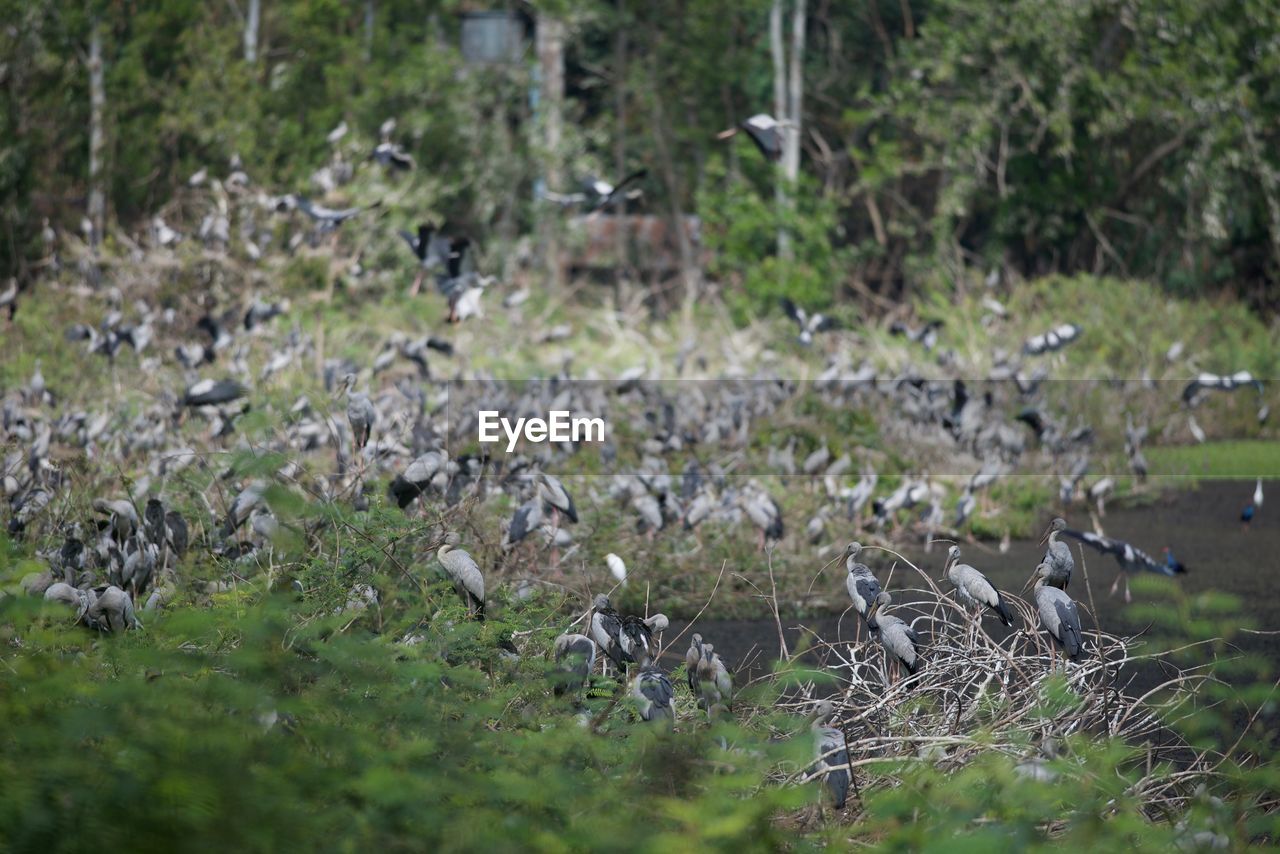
[1147,440,1280,479]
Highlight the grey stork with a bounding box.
[1032,563,1083,666]
[942,545,1014,628]
[436,533,485,620]
[716,113,783,161]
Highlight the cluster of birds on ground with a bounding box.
[2,109,1272,823]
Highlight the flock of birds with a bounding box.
[1,112,1269,816]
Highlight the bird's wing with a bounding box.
[781,296,803,325]
[853,575,881,611]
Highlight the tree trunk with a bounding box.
[612,3,630,303]
[785,0,805,186]
[244,0,260,63]
[87,18,105,250]
[536,15,566,289]
[769,0,791,260]
[647,69,700,319]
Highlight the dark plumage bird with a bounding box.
[1181,371,1264,407]
[630,663,675,727]
[589,594,626,672]
[889,318,944,351]
[618,614,656,667]
[1241,478,1263,530]
[1060,526,1184,602]
[388,451,447,510]
[552,633,596,697]
[716,113,782,161]
[371,141,414,171]
[244,299,287,331]
[1161,547,1187,575]
[782,297,838,346]
[506,498,543,545]
[1,279,16,321]
[810,700,851,811]
[1023,323,1082,356]
[164,510,189,559]
[538,473,578,525]
[399,224,466,297]
[581,169,648,210]
[182,379,246,408]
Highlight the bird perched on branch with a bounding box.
[589,594,626,674]
[866,592,921,681]
[1032,563,1083,665]
[942,545,1014,627]
[694,644,733,719]
[1028,517,1073,591]
[437,533,485,620]
[843,542,881,623]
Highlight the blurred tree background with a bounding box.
[2,0,1278,308]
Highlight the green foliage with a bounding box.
[699,163,849,319]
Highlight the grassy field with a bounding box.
[1148,441,1280,479]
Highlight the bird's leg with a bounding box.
[1124,576,1132,605]
[757,528,765,552]
[409,270,424,297]
[1108,574,1120,597]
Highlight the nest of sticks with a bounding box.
[770,549,1229,818]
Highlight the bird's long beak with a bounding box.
[1020,570,1038,593]
[866,598,881,622]
[715,127,739,140]
[1038,528,1050,546]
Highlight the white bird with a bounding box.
[1188,415,1206,444]
[605,553,627,586]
